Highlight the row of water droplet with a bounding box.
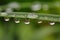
[4,18,55,25]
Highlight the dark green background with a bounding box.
[0,0,60,40]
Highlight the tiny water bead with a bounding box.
[49,22,55,25]
[37,21,42,24]
[24,21,30,24]
[15,20,20,23]
[4,18,10,21]
[24,19,30,24]
[14,18,20,23]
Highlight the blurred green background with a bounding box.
[0,0,60,40]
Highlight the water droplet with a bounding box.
[15,20,20,23]
[24,21,30,24]
[49,22,55,25]
[4,18,10,21]
[38,21,42,23]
